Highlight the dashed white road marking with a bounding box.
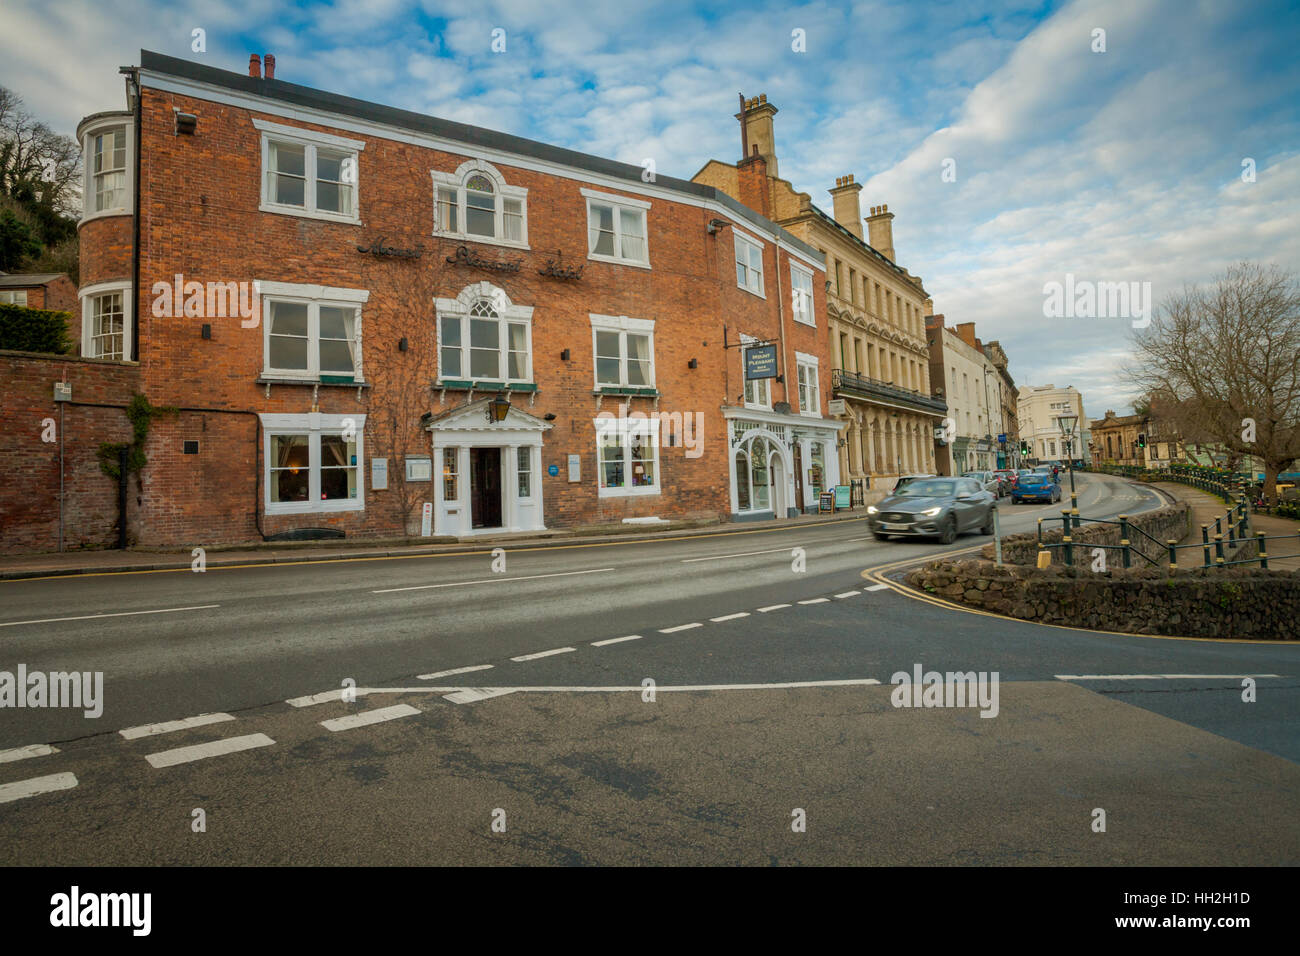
[119,713,235,740]
[866,584,891,592]
[286,690,350,708]
[681,547,797,564]
[373,568,614,594]
[145,733,275,769]
[418,664,494,680]
[757,604,791,613]
[592,635,643,647]
[442,688,517,704]
[0,772,78,804]
[321,704,421,732]
[834,590,861,599]
[0,744,59,764]
[659,623,703,633]
[0,604,220,628]
[798,598,830,605]
[710,612,751,622]
[1056,673,1283,681]
[439,678,883,694]
[510,647,576,662]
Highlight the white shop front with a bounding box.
[725,407,843,520]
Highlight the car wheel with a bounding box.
[980,509,995,535]
[939,516,958,545]
[873,532,891,541]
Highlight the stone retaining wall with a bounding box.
[982,503,1192,566]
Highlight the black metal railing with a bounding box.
[830,369,948,415]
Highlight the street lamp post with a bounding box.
[1058,413,1079,515]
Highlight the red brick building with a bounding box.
[47,50,840,549]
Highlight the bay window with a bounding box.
[79,114,133,221]
[79,280,133,361]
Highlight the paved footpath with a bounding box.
[1150,481,1300,570]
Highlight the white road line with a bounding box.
[119,713,235,740]
[418,664,494,680]
[757,604,791,612]
[710,612,751,622]
[0,744,58,764]
[798,598,830,605]
[834,591,861,599]
[321,704,421,732]
[373,568,614,594]
[1056,673,1282,681]
[681,547,797,563]
[145,733,275,769]
[442,688,517,704]
[866,584,891,592]
[0,604,220,629]
[659,623,703,633]
[0,772,78,804]
[510,647,576,662]
[286,690,350,708]
[591,635,643,647]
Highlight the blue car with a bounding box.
[1012,473,1061,503]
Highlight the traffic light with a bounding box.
[1020,440,1029,457]
[1137,433,1147,448]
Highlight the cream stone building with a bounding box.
[692,95,944,491]
[1017,384,1086,464]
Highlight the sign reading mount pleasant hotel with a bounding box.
[356,238,423,259]
[745,344,779,380]
[445,244,522,273]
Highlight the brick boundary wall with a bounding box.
[904,559,1299,639]
[0,350,142,554]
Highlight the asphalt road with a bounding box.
[2,471,1296,865]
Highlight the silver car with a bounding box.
[867,476,998,544]
[961,470,1002,496]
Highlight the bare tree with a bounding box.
[0,87,82,223]
[1129,263,1300,499]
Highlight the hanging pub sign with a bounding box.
[446,244,522,273]
[356,238,422,259]
[745,344,778,380]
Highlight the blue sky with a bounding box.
[4,0,1298,419]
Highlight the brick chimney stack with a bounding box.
[249,54,261,77]
[264,54,275,79]
[735,94,779,178]
[829,175,864,239]
[737,145,770,218]
[865,204,896,262]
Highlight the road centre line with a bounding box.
[710,612,750,622]
[0,744,59,764]
[592,635,643,646]
[659,623,703,633]
[145,733,275,769]
[866,584,891,592]
[1056,673,1283,681]
[374,567,614,593]
[757,604,791,612]
[834,591,861,598]
[321,704,421,732]
[119,713,235,740]
[0,604,220,628]
[510,647,576,661]
[681,547,797,564]
[798,598,829,605]
[0,772,78,804]
[418,664,494,680]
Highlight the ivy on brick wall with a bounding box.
[97,393,177,481]
[0,303,72,354]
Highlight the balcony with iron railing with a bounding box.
[831,368,947,415]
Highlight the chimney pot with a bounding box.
[249,54,261,78]
[264,53,275,79]
[759,93,767,103]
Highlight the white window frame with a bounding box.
[79,116,134,225]
[582,188,651,269]
[795,351,821,417]
[734,228,766,297]
[435,281,534,385]
[257,281,370,382]
[432,159,529,250]
[595,416,661,498]
[589,314,656,389]
[255,119,364,225]
[79,280,133,361]
[517,446,533,499]
[0,290,29,305]
[790,262,815,326]
[260,413,366,515]
[740,333,772,410]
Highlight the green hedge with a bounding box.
[0,302,72,354]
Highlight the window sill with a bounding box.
[792,315,817,328]
[737,283,766,300]
[435,231,530,252]
[78,207,132,229]
[586,252,651,271]
[598,486,661,498]
[265,499,365,515]
[259,202,361,226]
[436,380,537,392]
[595,386,659,397]
[257,376,370,388]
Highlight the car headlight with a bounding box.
[922,506,942,517]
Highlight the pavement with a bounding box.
[2,470,1296,866]
[1150,481,1300,570]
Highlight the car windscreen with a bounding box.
[1020,475,1049,484]
[898,479,956,497]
